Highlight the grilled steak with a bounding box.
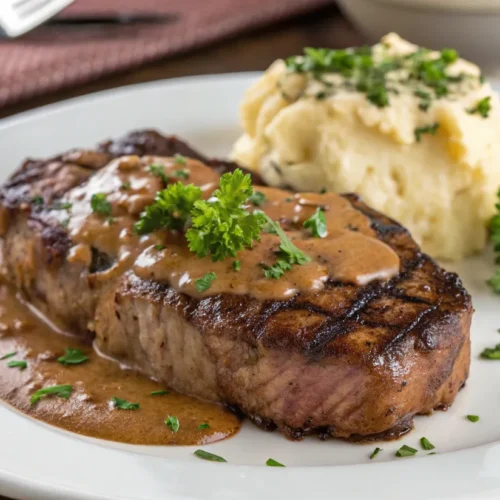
[0,130,472,440]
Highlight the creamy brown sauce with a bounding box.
[0,283,240,445]
[47,154,400,301]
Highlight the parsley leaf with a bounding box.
[249,191,267,206]
[195,272,217,292]
[232,260,241,271]
[150,390,169,396]
[58,348,88,365]
[149,163,170,185]
[420,437,435,450]
[395,445,418,457]
[198,423,210,430]
[134,182,202,234]
[174,154,187,165]
[52,201,72,211]
[370,447,382,459]
[468,96,491,118]
[7,360,27,370]
[154,244,166,251]
[91,193,112,216]
[266,458,285,467]
[31,196,44,206]
[480,344,500,359]
[0,351,17,360]
[174,170,190,179]
[31,384,72,405]
[303,208,327,238]
[120,182,131,190]
[467,415,479,422]
[415,123,439,142]
[186,169,266,261]
[194,449,227,462]
[112,397,140,410]
[165,415,180,433]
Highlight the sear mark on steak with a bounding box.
[0,129,472,441]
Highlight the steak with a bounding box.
[0,129,472,440]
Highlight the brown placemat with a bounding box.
[0,0,334,110]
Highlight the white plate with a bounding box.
[1,74,500,500]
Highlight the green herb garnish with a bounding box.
[194,449,227,462]
[57,348,88,365]
[420,437,435,451]
[415,123,439,142]
[249,191,267,206]
[186,169,266,261]
[395,445,418,457]
[0,351,17,360]
[303,208,327,238]
[154,244,166,251]
[480,344,500,359]
[31,196,44,206]
[112,397,140,410]
[370,447,382,459]
[134,183,202,234]
[266,458,285,467]
[467,415,480,422]
[198,423,210,430]
[61,218,70,228]
[7,360,27,370]
[174,154,187,165]
[165,415,180,433]
[196,272,217,292]
[149,163,170,185]
[52,202,72,211]
[174,170,189,179]
[150,390,169,396]
[232,260,241,271]
[91,193,112,216]
[120,182,131,190]
[30,384,72,405]
[488,189,500,293]
[468,96,491,118]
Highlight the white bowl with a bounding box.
[337,0,500,74]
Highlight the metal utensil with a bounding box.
[0,0,74,38]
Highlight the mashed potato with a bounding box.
[231,33,500,260]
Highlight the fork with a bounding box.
[0,0,74,38]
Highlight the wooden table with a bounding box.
[0,5,362,500]
[0,4,364,119]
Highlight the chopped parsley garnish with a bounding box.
[7,360,27,370]
[186,169,266,261]
[61,218,70,228]
[31,196,44,206]
[414,89,432,111]
[415,123,439,142]
[395,445,418,457]
[154,244,166,251]
[30,384,72,405]
[488,189,500,293]
[120,182,131,190]
[303,208,327,238]
[112,397,140,410]
[195,272,217,292]
[262,214,311,279]
[52,202,72,211]
[174,154,187,165]
[249,191,267,206]
[266,458,285,467]
[467,415,480,422]
[91,193,112,216]
[468,96,492,118]
[149,163,170,184]
[232,260,241,271]
[319,187,328,194]
[480,344,500,359]
[134,183,202,234]
[198,423,210,430]
[165,415,180,433]
[57,348,88,365]
[174,169,190,179]
[194,449,227,462]
[0,351,17,360]
[150,390,169,396]
[420,437,435,451]
[370,447,382,459]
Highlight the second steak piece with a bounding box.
[0,130,472,440]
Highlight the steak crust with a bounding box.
[0,130,472,440]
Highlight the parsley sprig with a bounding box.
[186,170,266,261]
[468,96,492,118]
[488,188,500,293]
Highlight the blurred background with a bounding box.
[1,0,499,119]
